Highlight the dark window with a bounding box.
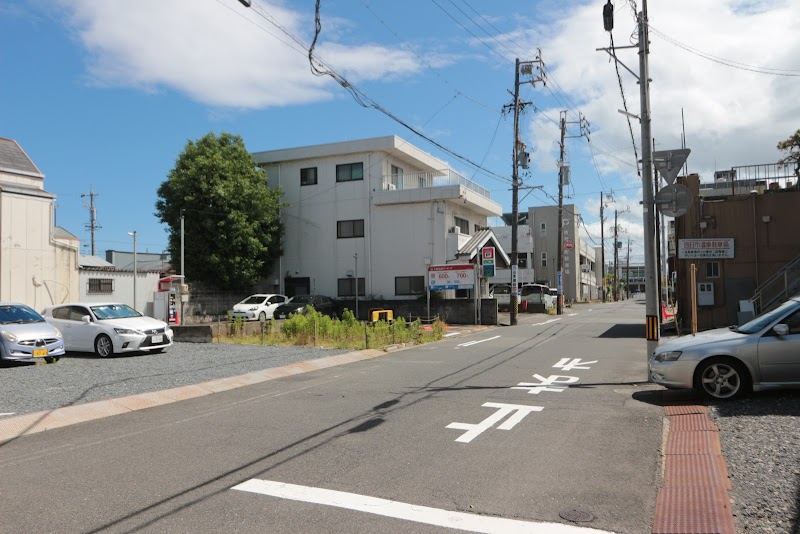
[540,222,546,236]
[396,276,425,296]
[541,252,547,268]
[336,162,364,182]
[517,253,527,269]
[706,262,720,278]
[454,216,469,235]
[338,278,366,297]
[88,278,114,294]
[301,167,317,186]
[337,219,365,238]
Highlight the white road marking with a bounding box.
[531,318,562,326]
[447,402,543,443]
[0,412,16,417]
[456,335,501,348]
[232,479,612,533]
[553,358,597,371]
[568,313,578,316]
[444,332,461,337]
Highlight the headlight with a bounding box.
[54,327,63,338]
[654,351,682,362]
[249,306,258,311]
[114,328,144,335]
[1,330,18,343]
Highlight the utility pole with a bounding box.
[508,54,545,326]
[600,0,658,359]
[626,238,632,299]
[556,112,567,315]
[600,193,605,302]
[613,210,619,301]
[81,185,101,256]
[354,253,359,320]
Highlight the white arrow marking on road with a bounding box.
[447,402,543,443]
[233,479,613,533]
[531,318,562,326]
[511,374,580,394]
[456,335,501,348]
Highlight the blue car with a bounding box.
[0,303,65,363]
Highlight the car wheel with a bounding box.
[95,334,114,358]
[259,311,267,322]
[694,357,750,400]
[44,356,59,364]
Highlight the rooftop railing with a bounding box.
[700,163,798,197]
[382,169,491,199]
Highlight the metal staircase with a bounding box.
[751,252,800,314]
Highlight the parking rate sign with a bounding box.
[428,264,476,290]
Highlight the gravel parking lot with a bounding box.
[709,391,800,533]
[0,342,349,417]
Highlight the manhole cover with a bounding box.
[559,508,594,522]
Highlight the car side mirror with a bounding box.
[773,324,789,336]
[81,315,91,324]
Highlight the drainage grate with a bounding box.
[559,508,594,522]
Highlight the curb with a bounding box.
[0,348,385,443]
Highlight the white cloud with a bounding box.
[57,0,422,108]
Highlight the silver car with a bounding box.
[650,295,800,400]
[0,303,65,363]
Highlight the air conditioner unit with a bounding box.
[387,183,396,190]
[448,226,458,233]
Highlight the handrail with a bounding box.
[751,252,800,314]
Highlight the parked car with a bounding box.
[490,283,554,312]
[273,295,336,319]
[650,295,800,400]
[231,294,288,321]
[43,303,173,358]
[0,303,65,363]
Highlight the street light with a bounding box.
[128,231,137,311]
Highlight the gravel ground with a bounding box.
[0,342,349,416]
[708,391,800,534]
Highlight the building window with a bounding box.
[300,167,317,186]
[336,162,364,182]
[540,222,546,236]
[517,253,528,268]
[390,165,403,189]
[88,278,113,294]
[706,261,720,278]
[396,276,425,295]
[338,277,366,297]
[541,252,547,268]
[337,219,365,238]
[454,216,469,235]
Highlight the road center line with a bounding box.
[232,479,613,534]
[456,335,501,348]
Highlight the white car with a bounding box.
[43,303,173,358]
[231,294,288,321]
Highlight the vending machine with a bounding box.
[154,276,181,325]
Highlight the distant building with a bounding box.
[0,138,79,308]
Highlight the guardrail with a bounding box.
[383,169,491,198]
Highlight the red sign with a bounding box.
[564,240,574,250]
[482,246,495,260]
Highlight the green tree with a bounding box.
[155,132,285,290]
[777,129,800,179]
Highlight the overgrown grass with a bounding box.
[218,307,445,349]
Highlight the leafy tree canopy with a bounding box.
[777,129,800,178]
[155,132,285,290]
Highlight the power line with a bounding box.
[429,0,513,65]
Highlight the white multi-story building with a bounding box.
[252,136,506,299]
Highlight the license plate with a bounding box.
[277,314,286,319]
[151,334,163,344]
[33,348,48,357]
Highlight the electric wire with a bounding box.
[609,32,641,177]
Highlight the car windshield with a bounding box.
[289,296,313,304]
[91,304,142,320]
[241,296,266,304]
[0,304,45,324]
[736,299,800,334]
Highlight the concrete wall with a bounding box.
[78,270,162,316]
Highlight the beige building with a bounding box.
[0,138,79,309]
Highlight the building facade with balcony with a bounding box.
[252,136,505,300]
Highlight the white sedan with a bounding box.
[43,303,173,357]
[231,294,288,321]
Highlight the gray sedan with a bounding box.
[650,295,800,400]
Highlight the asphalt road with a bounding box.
[0,300,665,533]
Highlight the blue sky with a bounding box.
[3,0,798,263]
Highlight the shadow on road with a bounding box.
[598,324,646,338]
